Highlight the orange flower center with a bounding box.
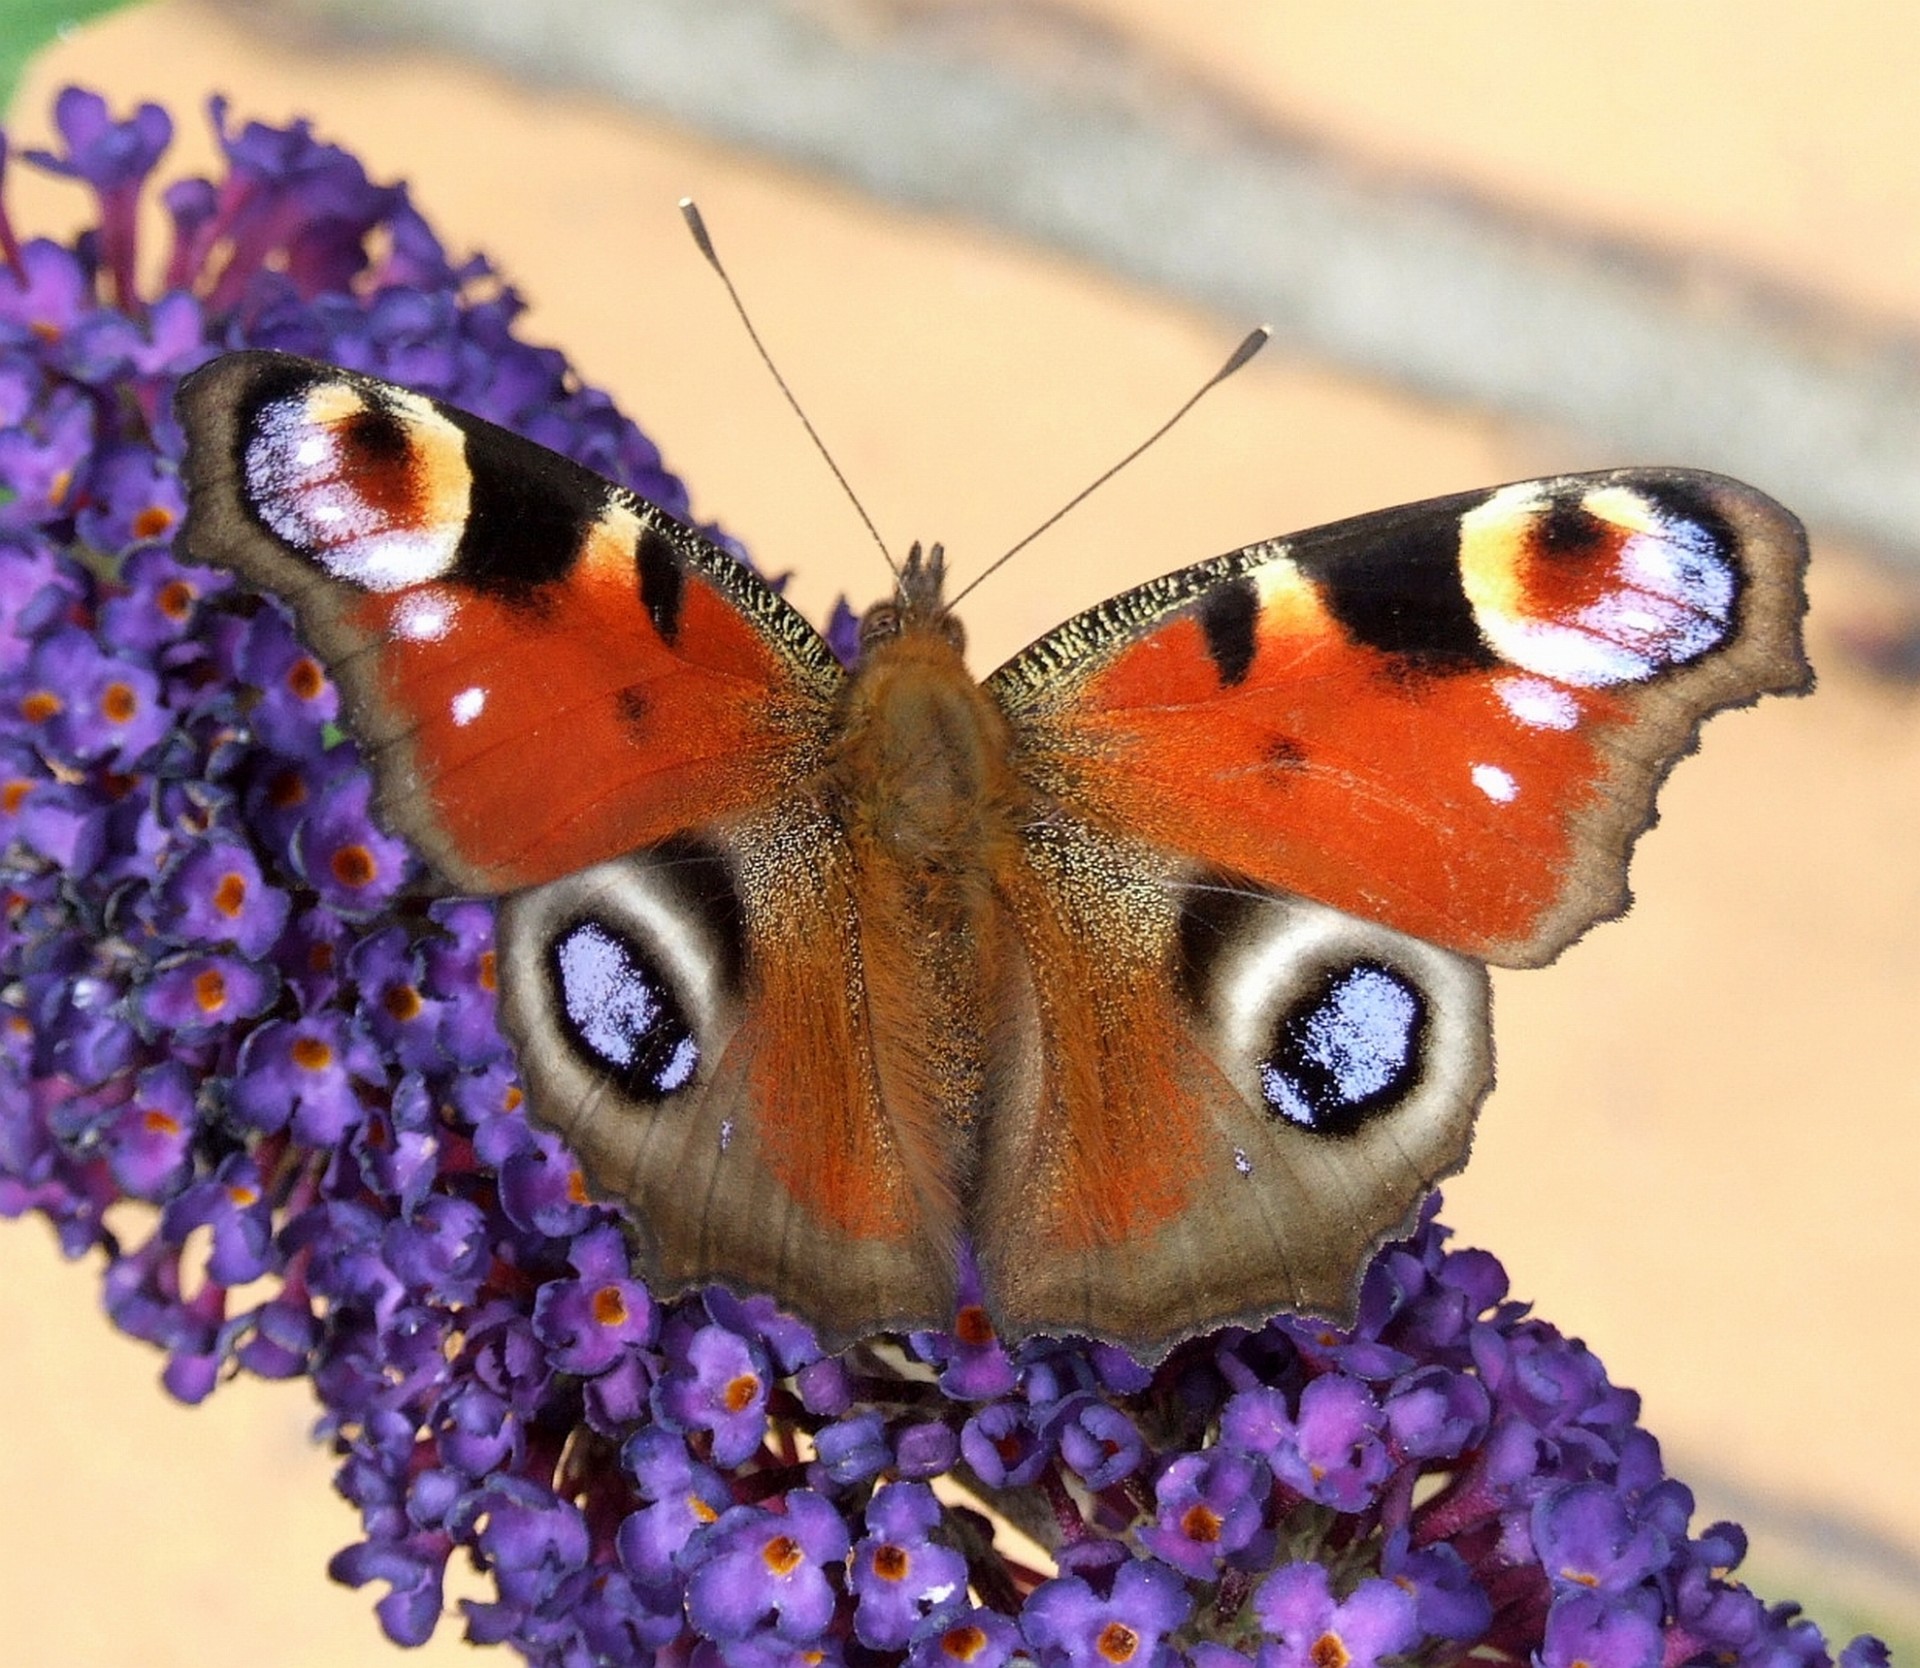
[157,579,195,619]
[565,1165,589,1204]
[2,780,31,814]
[19,691,61,723]
[941,1625,989,1663]
[286,657,326,700]
[290,1036,334,1071]
[590,1285,629,1327]
[1096,1622,1141,1663]
[872,1544,909,1582]
[688,1495,718,1525]
[100,682,138,723]
[382,984,424,1022]
[141,1107,182,1136]
[212,872,247,917]
[330,845,377,888]
[722,1372,761,1413]
[761,1535,803,1576]
[132,504,175,540]
[1179,1503,1223,1543]
[1310,1633,1351,1668]
[267,769,307,809]
[478,949,498,992]
[193,968,228,1012]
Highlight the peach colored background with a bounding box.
[3,3,1916,1662]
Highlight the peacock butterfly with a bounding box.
[174,347,1809,1359]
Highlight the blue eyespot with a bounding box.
[1259,961,1425,1135]
[550,920,699,1099]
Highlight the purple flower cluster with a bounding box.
[0,85,1890,1668]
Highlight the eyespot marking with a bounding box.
[1461,481,1741,688]
[244,381,470,591]
[1258,960,1426,1136]
[549,918,700,1101]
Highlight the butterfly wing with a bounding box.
[990,469,1808,967]
[177,352,962,1343]
[976,470,1806,1345]
[976,824,1491,1352]
[177,350,845,895]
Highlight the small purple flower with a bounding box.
[160,1151,278,1285]
[1253,1562,1419,1668]
[1225,1374,1392,1512]
[849,1483,969,1649]
[531,1222,657,1374]
[1138,1448,1269,1579]
[684,1490,850,1644]
[1538,1590,1663,1668]
[655,1322,771,1466]
[1532,1482,1671,1595]
[76,445,187,555]
[293,771,415,915]
[909,1609,1027,1668]
[153,836,289,957]
[134,951,277,1035]
[229,1012,381,1141]
[816,1408,892,1485]
[99,1059,197,1199]
[961,1399,1052,1487]
[1057,1397,1146,1489]
[1023,1558,1191,1668]
[618,1429,731,1591]
[1379,1529,1492,1642]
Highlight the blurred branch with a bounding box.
[240,0,1920,571]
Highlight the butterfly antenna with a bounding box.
[948,326,1271,609]
[679,199,899,580]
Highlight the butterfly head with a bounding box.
[858,541,965,659]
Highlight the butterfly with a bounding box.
[175,348,1809,1359]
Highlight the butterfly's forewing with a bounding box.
[178,351,844,895]
[177,352,962,1343]
[991,470,1809,967]
[976,470,1806,1343]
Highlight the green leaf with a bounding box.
[0,0,145,119]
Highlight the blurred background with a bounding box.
[1,2,1916,1662]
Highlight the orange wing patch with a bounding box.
[350,511,831,893]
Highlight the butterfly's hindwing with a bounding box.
[497,818,962,1347]
[973,824,1491,1350]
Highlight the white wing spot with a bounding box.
[1233,1147,1253,1176]
[1471,763,1518,803]
[1495,675,1579,731]
[718,1118,735,1152]
[393,590,457,643]
[451,686,486,726]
